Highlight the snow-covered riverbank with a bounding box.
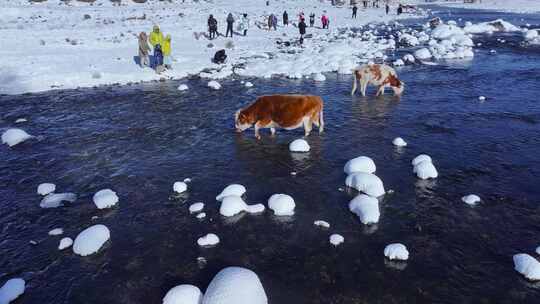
[428,0,540,14]
[0,0,426,95]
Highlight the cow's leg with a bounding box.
[376,85,385,96]
[360,80,368,97]
[270,128,276,136]
[351,75,358,95]
[303,117,313,137]
[254,121,264,140]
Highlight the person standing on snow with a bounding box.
[385,3,390,15]
[226,13,235,38]
[272,14,278,30]
[238,14,250,36]
[309,13,315,27]
[352,5,358,18]
[138,32,151,68]
[208,15,218,39]
[283,11,289,26]
[321,14,329,29]
[162,34,172,70]
[148,25,164,69]
[298,18,307,39]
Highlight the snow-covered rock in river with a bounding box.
[330,234,344,246]
[268,194,295,216]
[462,194,481,206]
[412,154,433,166]
[513,254,540,281]
[464,19,519,34]
[58,237,73,250]
[413,160,438,180]
[173,182,188,194]
[177,84,189,91]
[219,195,265,217]
[163,285,203,304]
[345,172,385,197]
[478,96,486,101]
[393,59,404,67]
[403,54,415,63]
[37,183,56,196]
[93,189,119,209]
[216,184,246,201]
[414,48,431,60]
[196,212,207,219]
[344,156,376,174]
[48,228,63,236]
[0,278,25,304]
[384,243,409,261]
[40,192,77,208]
[313,73,326,82]
[289,139,310,153]
[73,224,110,256]
[314,220,330,228]
[202,267,267,304]
[197,233,220,247]
[1,128,33,147]
[189,202,205,213]
[349,194,380,225]
[392,137,407,147]
[244,81,254,88]
[208,81,221,90]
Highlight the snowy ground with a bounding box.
[0,0,426,95]
[428,0,540,14]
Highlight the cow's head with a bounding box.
[234,109,252,132]
[388,74,405,96]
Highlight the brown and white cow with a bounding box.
[235,95,324,140]
[351,64,405,97]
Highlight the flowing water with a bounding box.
[1,7,540,304]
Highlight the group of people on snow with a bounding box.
[138,25,172,74]
[207,13,251,39]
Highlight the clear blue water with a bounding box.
[1,7,540,304]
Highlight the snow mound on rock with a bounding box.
[73,224,110,256]
[244,82,254,88]
[177,84,189,91]
[384,243,409,261]
[349,194,380,225]
[289,139,310,153]
[2,128,33,147]
[189,202,205,214]
[413,160,438,180]
[163,285,203,304]
[392,137,407,147]
[37,183,56,196]
[414,48,431,60]
[219,195,265,217]
[330,234,344,246]
[0,278,25,304]
[197,233,220,247]
[58,237,73,250]
[48,228,63,236]
[93,189,119,209]
[344,156,376,174]
[268,194,295,216]
[313,73,326,81]
[314,220,330,228]
[208,81,221,90]
[462,194,481,206]
[173,182,188,194]
[513,254,540,281]
[216,184,246,201]
[345,172,385,197]
[40,193,77,208]
[202,267,268,304]
[412,154,432,166]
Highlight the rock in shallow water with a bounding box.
[37,183,56,196]
[40,193,77,208]
[197,233,220,247]
[73,224,110,256]
[216,184,246,201]
[0,278,26,304]
[163,284,203,304]
[349,194,380,225]
[58,237,73,250]
[93,189,119,209]
[513,253,540,281]
[413,160,438,180]
[268,194,295,216]
[330,234,344,246]
[289,139,310,152]
[345,172,385,197]
[202,267,268,304]
[173,182,188,194]
[344,156,376,174]
[384,243,409,261]
[1,128,33,147]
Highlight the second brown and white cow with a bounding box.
[235,95,324,140]
[351,64,405,97]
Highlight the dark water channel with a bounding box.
[1,6,540,304]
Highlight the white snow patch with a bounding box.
[189,202,205,214]
[344,156,376,174]
[403,54,415,63]
[268,194,295,216]
[1,128,33,147]
[202,267,267,304]
[345,172,385,197]
[349,194,380,225]
[15,118,27,124]
[196,212,207,219]
[313,73,326,82]
[93,189,119,209]
[330,234,344,246]
[536,246,540,255]
[208,81,221,90]
[478,96,486,101]
[173,182,188,194]
[413,160,439,180]
[462,194,481,206]
[216,184,246,201]
[393,59,405,67]
[177,84,189,91]
[289,139,310,153]
[37,183,56,196]
[73,224,110,257]
[163,285,203,304]
[414,48,432,60]
[219,195,265,217]
[244,81,254,88]
[412,154,433,166]
[513,254,540,281]
[392,137,407,147]
[40,192,77,208]
[197,233,220,247]
[48,228,63,236]
[384,243,409,261]
[314,220,330,228]
[58,237,73,250]
[0,278,25,304]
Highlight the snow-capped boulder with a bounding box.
[314,220,330,228]
[197,233,220,247]
[202,267,268,304]
[48,228,63,236]
[73,224,110,256]
[536,246,540,255]
[163,285,203,304]
[177,84,189,91]
[513,254,540,281]
[0,278,25,304]
[173,182,188,194]
[313,73,326,82]
[2,128,33,147]
[289,139,310,153]
[414,48,431,60]
[392,137,407,147]
[40,192,77,208]
[462,194,481,206]
[208,81,221,90]
[524,29,539,41]
[464,19,519,34]
[393,59,405,67]
[413,161,438,180]
[93,189,119,209]
[219,196,265,217]
[268,194,295,216]
[345,172,385,197]
[344,156,376,174]
[384,243,409,261]
[478,96,486,101]
[196,213,207,219]
[399,34,419,46]
[244,82,254,88]
[58,237,73,250]
[216,184,246,201]
[432,24,465,40]
[189,202,205,214]
[349,194,380,225]
[412,154,432,166]
[330,234,344,246]
[403,54,415,63]
[37,183,56,196]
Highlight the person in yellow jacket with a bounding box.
[149,25,164,47]
[162,34,172,69]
